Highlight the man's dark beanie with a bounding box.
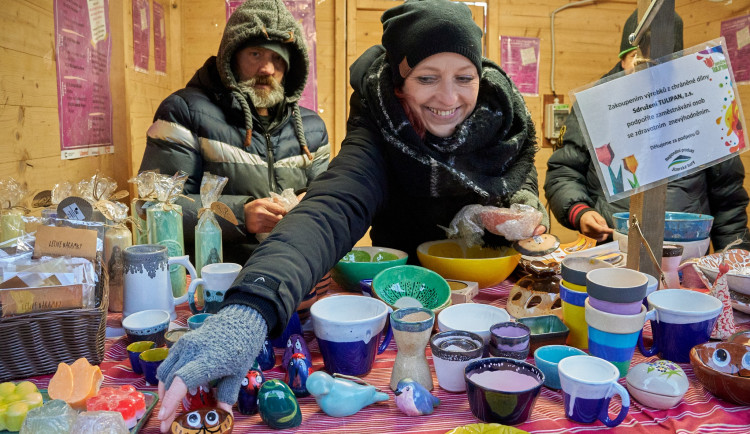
[381,0,483,87]
[620,9,683,58]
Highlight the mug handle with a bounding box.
[187,277,207,314]
[169,255,198,305]
[637,309,658,357]
[597,382,630,427]
[377,307,394,354]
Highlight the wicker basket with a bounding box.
[0,257,109,382]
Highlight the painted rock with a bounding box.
[237,365,265,415]
[282,334,312,371]
[285,353,312,397]
[256,339,276,371]
[181,384,216,413]
[258,380,301,430]
[170,407,233,434]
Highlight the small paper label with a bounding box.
[0,284,84,316]
[33,225,98,260]
[57,197,93,221]
[211,202,239,225]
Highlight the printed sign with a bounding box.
[572,38,748,202]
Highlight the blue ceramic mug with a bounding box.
[637,289,722,363]
[558,355,630,427]
[585,299,647,378]
[311,295,393,376]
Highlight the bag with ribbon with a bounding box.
[195,172,229,277]
[0,177,29,247]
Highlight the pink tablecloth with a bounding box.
[27,279,750,433]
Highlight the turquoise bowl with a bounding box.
[371,265,451,311]
[331,246,408,291]
[612,212,713,241]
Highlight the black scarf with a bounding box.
[359,54,537,204]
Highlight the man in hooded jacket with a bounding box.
[139,0,330,265]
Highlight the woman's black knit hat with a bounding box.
[381,0,483,87]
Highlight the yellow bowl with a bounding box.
[416,240,520,289]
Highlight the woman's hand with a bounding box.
[579,210,613,242]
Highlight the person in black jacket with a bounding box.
[139,0,330,265]
[545,10,749,249]
[155,0,547,430]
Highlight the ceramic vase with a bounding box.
[105,226,132,312]
[661,244,684,289]
[390,307,435,391]
[147,205,187,298]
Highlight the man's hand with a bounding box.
[244,198,287,233]
[579,210,613,242]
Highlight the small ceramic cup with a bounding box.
[533,345,587,390]
[430,331,484,392]
[585,299,647,378]
[164,328,190,348]
[139,347,169,385]
[187,313,213,330]
[489,322,531,360]
[558,355,630,427]
[126,341,155,375]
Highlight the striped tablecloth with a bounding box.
[27,277,750,433]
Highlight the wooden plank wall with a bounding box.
[1,0,748,242]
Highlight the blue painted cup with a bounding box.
[638,289,722,363]
[139,347,169,385]
[585,299,646,377]
[533,345,586,390]
[126,341,155,375]
[558,355,630,427]
[311,295,392,376]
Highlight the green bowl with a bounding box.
[331,246,408,291]
[371,265,451,310]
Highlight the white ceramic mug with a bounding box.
[187,263,242,314]
[123,244,197,321]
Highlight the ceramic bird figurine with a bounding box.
[306,371,389,417]
[256,339,276,371]
[258,380,302,430]
[394,378,440,416]
[282,334,312,371]
[237,364,265,415]
[285,353,313,397]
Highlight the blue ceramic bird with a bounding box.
[393,378,440,416]
[282,334,312,371]
[237,365,265,415]
[256,339,276,371]
[306,371,389,417]
[285,353,313,397]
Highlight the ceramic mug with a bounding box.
[311,295,393,376]
[637,289,722,363]
[489,321,531,360]
[585,299,647,378]
[558,355,630,427]
[123,244,197,321]
[187,263,242,314]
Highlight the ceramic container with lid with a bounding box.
[626,360,689,409]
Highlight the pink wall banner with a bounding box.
[133,0,151,73]
[54,0,113,159]
[226,0,318,111]
[153,1,167,75]
[720,14,750,84]
[500,36,540,96]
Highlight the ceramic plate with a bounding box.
[447,423,530,434]
[697,249,750,296]
[7,389,158,433]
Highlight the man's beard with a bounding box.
[238,76,285,109]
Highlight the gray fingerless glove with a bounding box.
[156,304,268,405]
[510,189,550,231]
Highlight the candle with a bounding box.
[105,226,132,312]
[147,205,187,298]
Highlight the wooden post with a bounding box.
[626,0,675,277]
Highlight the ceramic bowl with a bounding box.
[517,315,570,353]
[371,265,451,311]
[586,268,648,303]
[488,322,531,360]
[697,249,750,296]
[689,341,750,405]
[612,211,713,242]
[416,240,520,288]
[331,246,408,291]
[437,303,511,346]
[533,345,587,389]
[560,257,614,289]
[122,309,170,347]
[165,327,190,348]
[464,357,544,425]
[626,360,689,409]
[187,313,212,330]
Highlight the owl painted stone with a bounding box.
[285,352,313,397]
[170,407,233,434]
[282,334,312,371]
[237,365,265,415]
